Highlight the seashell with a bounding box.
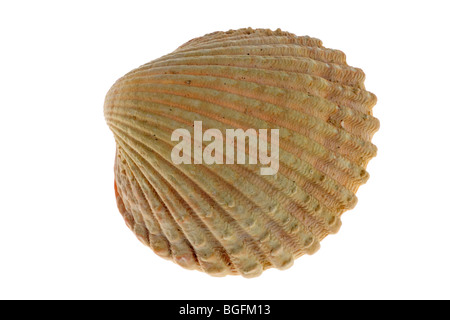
[104,28,379,277]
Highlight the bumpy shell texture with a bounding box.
[104,28,379,277]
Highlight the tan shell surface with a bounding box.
[104,28,379,277]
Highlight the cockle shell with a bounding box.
[104,28,379,277]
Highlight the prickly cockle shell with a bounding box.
[104,28,379,277]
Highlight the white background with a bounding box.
[1,0,449,300]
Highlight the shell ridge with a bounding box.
[115,72,378,134]
[107,112,342,246]
[111,125,240,274]
[113,133,241,275]
[117,70,378,140]
[109,120,297,273]
[108,115,324,268]
[107,102,358,214]
[115,154,172,257]
[114,159,153,247]
[106,86,371,199]
[109,116,342,267]
[110,123,274,273]
[176,28,323,50]
[122,65,375,112]
[117,150,208,270]
[142,55,364,87]
[107,110,341,239]
[106,92,366,205]
[177,29,322,50]
[107,102,357,216]
[163,43,347,66]
[106,87,373,184]
[109,81,377,165]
